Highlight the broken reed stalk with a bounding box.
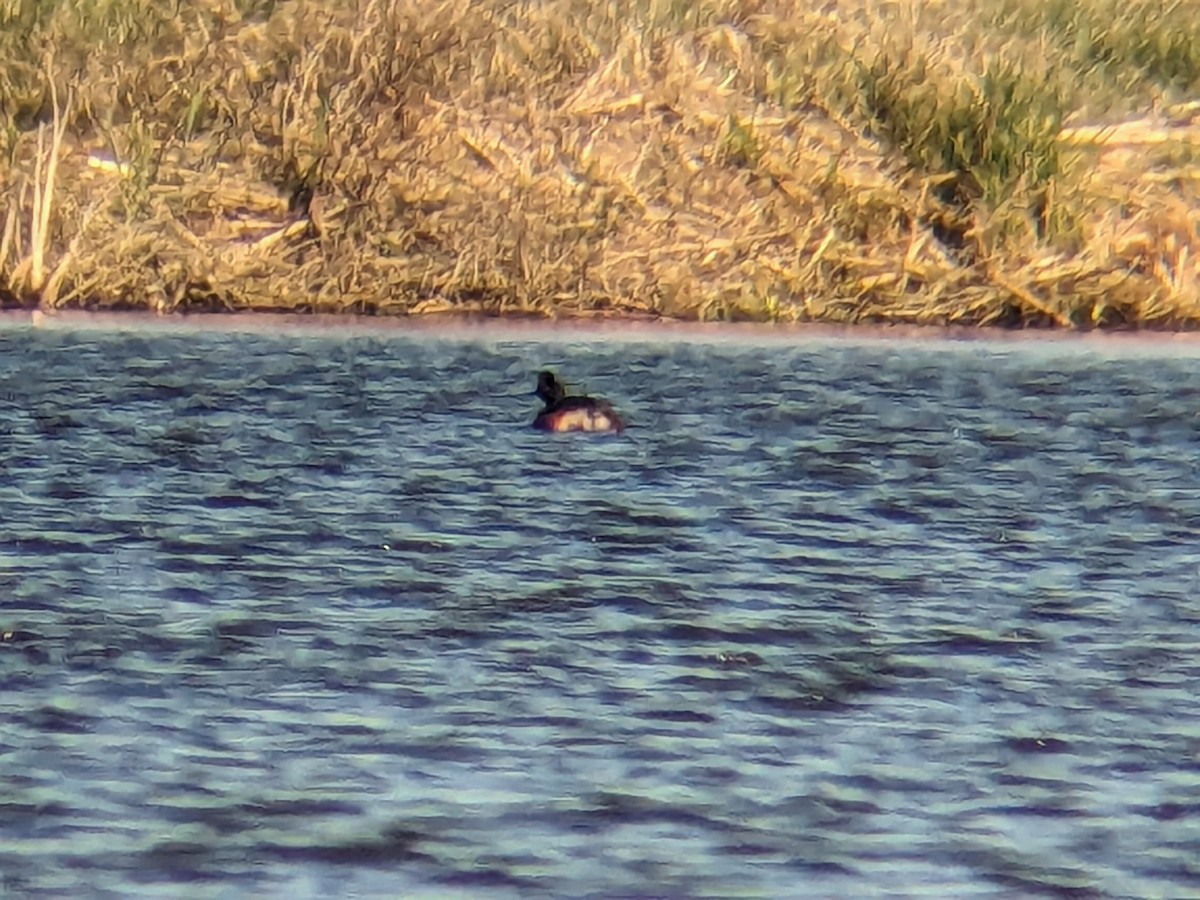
[29,125,45,292]
[0,201,16,276]
[26,78,70,298]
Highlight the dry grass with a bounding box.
[1,0,1199,325]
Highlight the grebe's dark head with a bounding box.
[536,371,566,405]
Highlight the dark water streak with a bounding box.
[1,324,1199,897]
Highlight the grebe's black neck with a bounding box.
[536,371,566,406]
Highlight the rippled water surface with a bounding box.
[2,320,1199,898]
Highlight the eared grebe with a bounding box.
[532,371,625,433]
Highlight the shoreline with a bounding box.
[10,308,1200,351]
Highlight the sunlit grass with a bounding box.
[0,0,1197,324]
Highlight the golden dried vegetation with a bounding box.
[1,0,1199,325]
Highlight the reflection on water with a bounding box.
[1,321,1199,897]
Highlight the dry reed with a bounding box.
[0,0,1198,326]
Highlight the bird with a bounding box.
[531,371,625,433]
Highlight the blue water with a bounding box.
[1,321,1199,898]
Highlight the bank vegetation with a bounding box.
[2,0,1199,326]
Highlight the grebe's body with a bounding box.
[532,371,625,434]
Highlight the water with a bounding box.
[1,320,1199,898]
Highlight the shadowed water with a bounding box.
[1,322,1198,898]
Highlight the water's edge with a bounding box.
[7,308,1200,349]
